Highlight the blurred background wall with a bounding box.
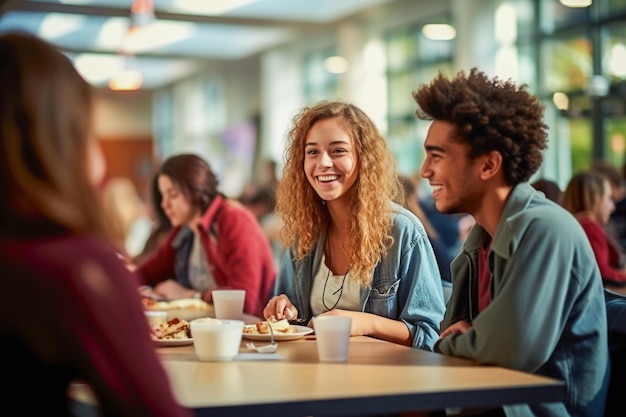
[4,0,623,202]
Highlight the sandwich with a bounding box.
[246,318,292,334]
[151,317,191,340]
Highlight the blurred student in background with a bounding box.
[530,177,562,203]
[0,31,191,417]
[398,175,456,283]
[239,185,286,270]
[135,154,276,318]
[414,68,607,416]
[590,160,626,262]
[264,101,445,350]
[101,176,153,259]
[561,171,626,286]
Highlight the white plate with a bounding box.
[242,325,313,341]
[153,338,194,347]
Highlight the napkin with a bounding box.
[234,353,283,361]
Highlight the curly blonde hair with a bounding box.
[275,101,402,286]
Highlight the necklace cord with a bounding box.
[322,225,349,312]
[322,267,349,311]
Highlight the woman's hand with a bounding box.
[153,279,196,300]
[263,294,298,320]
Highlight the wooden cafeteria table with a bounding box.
[146,335,564,417]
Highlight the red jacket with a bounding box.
[138,195,277,318]
[579,217,626,285]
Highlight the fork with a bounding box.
[246,320,278,353]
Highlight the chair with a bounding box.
[603,288,626,416]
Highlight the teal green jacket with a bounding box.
[436,183,609,417]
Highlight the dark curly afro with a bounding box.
[412,68,548,185]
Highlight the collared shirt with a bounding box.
[437,182,609,417]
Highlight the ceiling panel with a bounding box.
[0,0,397,90]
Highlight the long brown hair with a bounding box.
[561,171,607,215]
[275,101,402,286]
[0,31,107,236]
[158,154,220,213]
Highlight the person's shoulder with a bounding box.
[511,186,574,225]
[390,202,428,236]
[223,198,262,224]
[1,234,121,277]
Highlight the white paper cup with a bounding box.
[190,318,244,361]
[144,310,167,326]
[212,290,246,320]
[313,316,352,362]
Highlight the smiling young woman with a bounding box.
[263,100,446,351]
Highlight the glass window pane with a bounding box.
[386,30,418,72]
[606,116,626,169]
[568,117,593,172]
[599,0,626,17]
[303,47,340,104]
[540,0,591,34]
[603,22,626,82]
[511,0,536,41]
[541,33,592,93]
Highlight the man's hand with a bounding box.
[440,320,472,339]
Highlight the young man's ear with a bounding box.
[479,151,503,180]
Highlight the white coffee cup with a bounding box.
[212,289,246,320]
[190,318,244,361]
[313,316,352,362]
[144,310,167,326]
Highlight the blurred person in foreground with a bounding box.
[414,68,608,416]
[264,100,445,350]
[0,31,191,417]
[135,153,276,318]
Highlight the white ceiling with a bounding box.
[0,0,397,90]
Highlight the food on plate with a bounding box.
[143,297,210,311]
[243,318,293,335]
[150,317,191,340]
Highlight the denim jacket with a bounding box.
[437,183,609,417]
[274,203,446,351]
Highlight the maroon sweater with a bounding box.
[0,234,192,417]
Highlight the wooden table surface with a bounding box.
[150,335,564,417]
[70,312,565,417]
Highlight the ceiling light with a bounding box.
[107,0,154,90]
[552,92,569,111]
[172,0,258,15]
[109,69,143,91]
[559,0,592,7]
[40,13,85,39]
[121,21,194,54]
[74,53,124,84]
[324,56,349,74]
[422,24,456,41]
